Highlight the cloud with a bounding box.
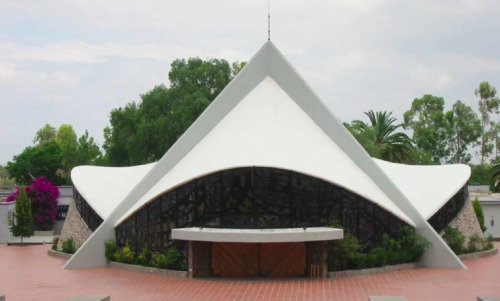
[406,64,455,90]
[0,60,78,87]
[4,41,251,66]
[0,61,18,82]
[9,41,203,63]
[1,0,500,165]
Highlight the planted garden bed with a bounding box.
[47,248,72,260]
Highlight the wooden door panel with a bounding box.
[212,243,258,277]
[260,242,306,277]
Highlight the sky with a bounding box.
[1,0,500,166]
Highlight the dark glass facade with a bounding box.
[428,185,468,233]
[114,167,410,254]
[73,187,104,232]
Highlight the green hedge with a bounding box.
[327,226,430,272]
[51,236,77,254]
[472,198,487,232]
[105,240,187,271]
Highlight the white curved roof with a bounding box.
[65,41,466,271]
[113,77,414,226]
[71,163,155,218]
[374,159,470,219]
[71,78,471,227]
[72,156,470,224]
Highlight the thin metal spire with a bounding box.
[267,0,271,41]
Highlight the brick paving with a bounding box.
[1,244,500,301]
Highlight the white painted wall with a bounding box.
[481,203,500,238]
[172,227,343,243]
[0,201,15,244]
[469,185,490,193]
[54,186,73,234]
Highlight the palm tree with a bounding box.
[490,164,500,192]
[349,110,414,163]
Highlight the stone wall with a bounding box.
[109,261,189,279]
[440,198,484,244]
[57,199,93,250]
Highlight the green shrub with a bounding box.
[486,234,494,250]
[51,237,59,251]
[327,227,429,272]
[443,226,465,254]
[467,234,495,253]
[104,238,186,270]
[467,234,484,253]
[105,239,118,261]
[472,198,487,232]
[114,241,135,264]
[61,237,76,254]
[400,226,430,261]
[137,246,152,266]
[179,262,188,271]
[327,233,362,271]
[150,248,184,270]
[150,251,165,269]
[164,248,183,270]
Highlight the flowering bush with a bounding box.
[6,177,59,230]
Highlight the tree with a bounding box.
[346,110,414,163]
[470,164,491,185]
[7,177,59,231]
[104,57,244,166]
[76,130,103,166]
[33,124,57,146]
[0,165,15,186]
[103,102,142,166]
[491,163,500,192]
[403,95,449,164]
[6,142,64,185]
[9,123,103,184]
[490,122,500,162]
[168,58,233,101]
[444,101,481,163]
[56,124,78,172]
[409,149,435,165]
[476,81,500,164]
[345,120,383,158]
[26,177,59,230]
[9,185,33,243]
[231,61,246,76]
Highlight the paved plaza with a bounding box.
[1,244,500,301]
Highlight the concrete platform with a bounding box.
[369,297,407,301]
[65,296,110,301]
[478,297,500,301]
[2,243,500,301]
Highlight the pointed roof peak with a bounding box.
[64,41,466,270]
